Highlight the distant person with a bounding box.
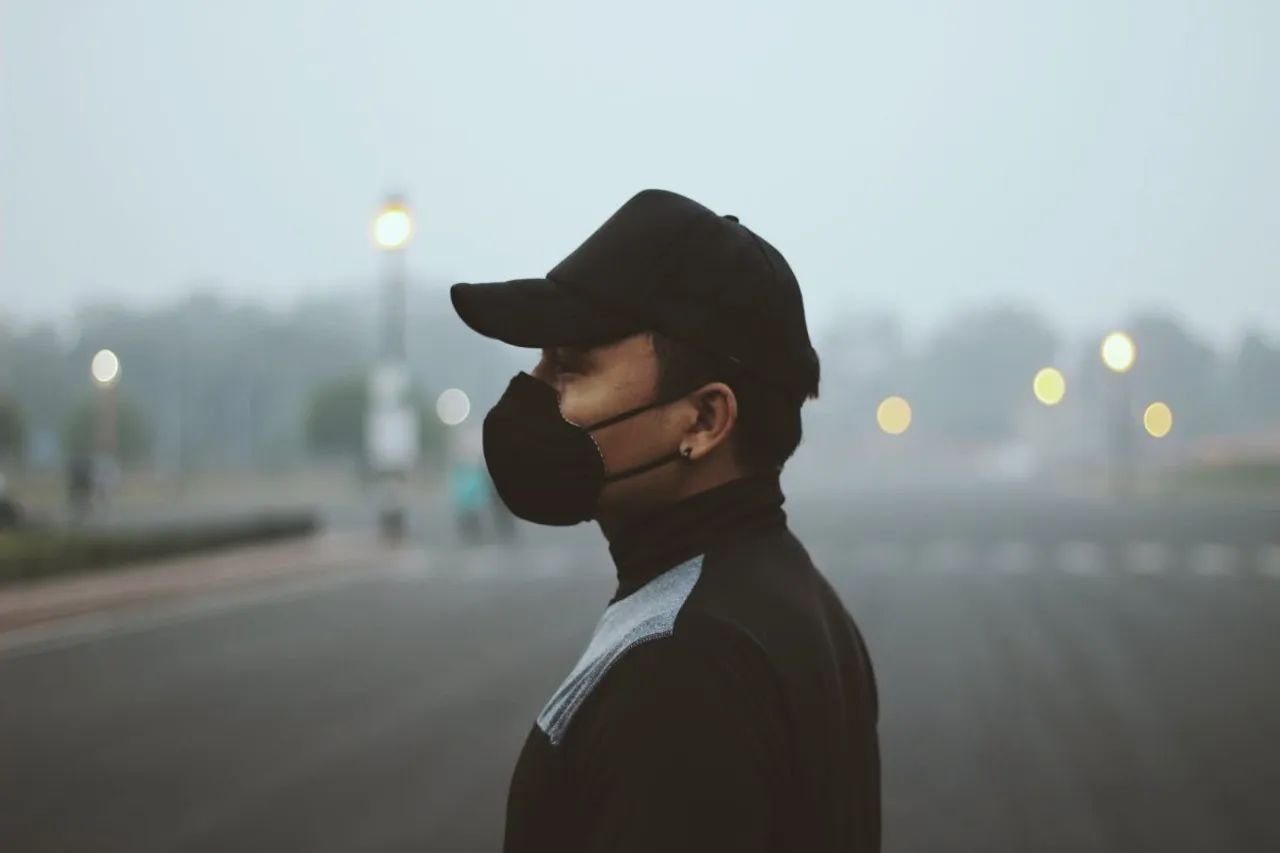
[66,454,94,521]
[448,454,490,544]
[451,189,881,852]
[92,454,120,516]
[0,473,22,530]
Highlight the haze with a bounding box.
[2,0,1277,344]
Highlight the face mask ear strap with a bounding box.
[582,381,712,434]
[601,448,688,484]
[582,399,662,433]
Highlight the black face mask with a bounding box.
[482,372,689,526]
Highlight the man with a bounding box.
[451,189,880,852]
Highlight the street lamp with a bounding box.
[1101,331,1136,374]
[436,388,471,427]
[1033,367,1066,407]
[367,194,417,543]
[1100,331,1136,498]
[374,195,413,365]
[90,349,121,515]
[1143,402,1173,438]
[876,396,912,436]
[374,202,414,251]
[91,349,121,387]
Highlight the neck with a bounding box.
[604,472,787,601]
[597,451,748,539]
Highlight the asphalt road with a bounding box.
[2,498,1279,853]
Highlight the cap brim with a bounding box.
[450,278,642,349]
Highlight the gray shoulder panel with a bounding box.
[535,554,704,746]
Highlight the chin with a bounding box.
[596,492,663,527]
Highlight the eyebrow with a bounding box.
[550,345,591,364]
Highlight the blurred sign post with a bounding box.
[366,371,419,471]
[369,195,416,543]
[1100,331,1137,499]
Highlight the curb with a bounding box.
[0,533,386,635]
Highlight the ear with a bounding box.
[681,382,738,461]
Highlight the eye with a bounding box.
[547,348,586,376]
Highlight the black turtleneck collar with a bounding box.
[607,473,787,601]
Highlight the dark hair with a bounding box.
[650,332,820,473]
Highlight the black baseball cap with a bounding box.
[450,189,820,400]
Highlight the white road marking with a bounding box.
[1127,542,1166,576]
[992,543,1033,574]
[808,539,1280,579]
[1192,544,1236,577]
[1262,548,1280,578]
[376,543,603,584]
[1059,542,1104,575]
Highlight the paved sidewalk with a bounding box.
[0,533,386,635]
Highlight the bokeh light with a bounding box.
[876,396,912,435]
[1032,367,1066,406]
[1101,331,1136,373]
[91,349,121,387]
[436,388,471,426]
[373,204,413,250]
[1143,402,1173,438]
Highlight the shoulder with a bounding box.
[623,610,772,685]
[535,556,709,745]
[564,613,786,771]
[537,554,794,748]
[683,527,829,635]
[582,611,781,739]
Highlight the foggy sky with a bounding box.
[2,0,1277,344]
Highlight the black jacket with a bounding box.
[504,474,881,852]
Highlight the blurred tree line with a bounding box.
[2,291,1278,468]
[0,281,524,471]
[816,306,1280,446]
[302,373,445,462]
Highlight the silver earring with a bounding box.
[680,446,693,459]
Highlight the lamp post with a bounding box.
[374,197,413,361]
[369,194,417,543]
[90,349,121,514]
[1100,331,1136,498]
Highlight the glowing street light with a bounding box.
[876,396,912,435]
[1143,402,1173,438]
[1033,367,1066,406]
[91,349,121,387]
[373,199,413,251]
[436,388,471,426]
[1101,331,1136,374]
